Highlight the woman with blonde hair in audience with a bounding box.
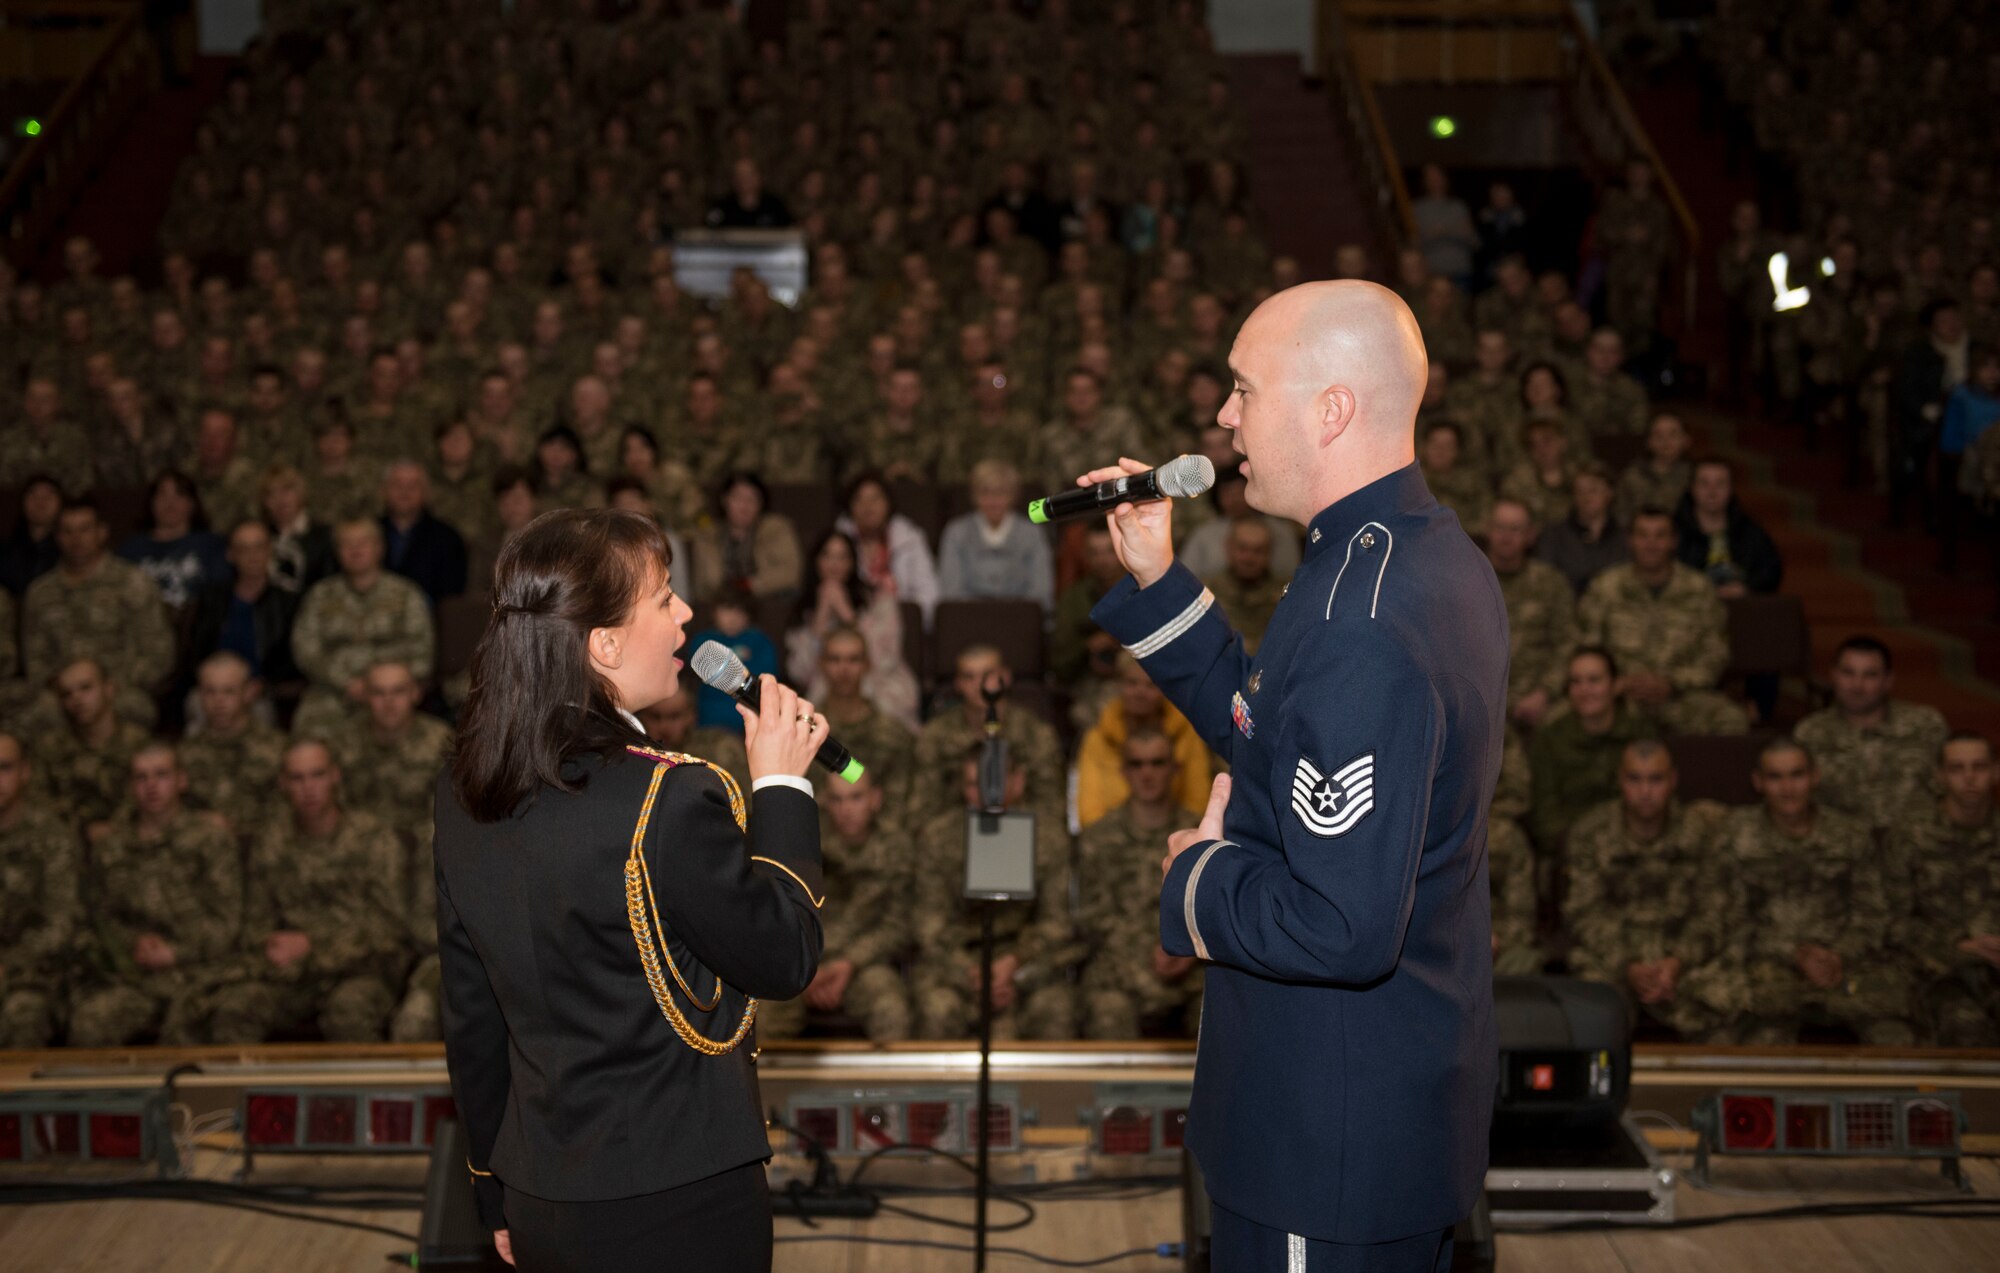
[783,528,920,729]
[259,462,334,594]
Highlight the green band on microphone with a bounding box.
[839,758,865,784]
[1027,498,1049,525]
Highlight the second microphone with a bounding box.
[690,640,865,784]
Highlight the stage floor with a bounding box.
[3,1144,1998,1271]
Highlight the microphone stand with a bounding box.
[972,678,1008,1272]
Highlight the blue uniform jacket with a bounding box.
[1091,463,1507,1243]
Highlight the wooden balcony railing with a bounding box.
[0,0,153,270]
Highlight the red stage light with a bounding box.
[793,1106,840,1154]
[1844,1100,1896,1150]
[906,1102,951,1148]
[853,1105,897,1149]
[1721,1095,1775,1150]
[1906,1101,1957,1149]
[370,1099,416,1146]
[982,1103,1013,1151]
[88,1113,145,1160]
[422,1095,457,1145]
[1098,1107,1153,1156]
[1784,1102,1831,1150]
[306,1095,357,1145]
[35,1112,80,1157]
[1529,1065,1556,1092]
[0,1113,21,1161]
[244,1094,299,1147]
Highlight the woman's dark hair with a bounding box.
[1568,644,1618,681]
[141,470,211,534]
[1518,360,1569,407]
[843,469,894,516]
[491,463,538,498]
[715,470,769,516]
[451,508,672,822]
[794,528,870,628]
[534,424,586,477]
[620,424,659,466]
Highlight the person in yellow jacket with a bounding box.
[1075,652,1212,827]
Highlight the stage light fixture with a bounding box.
[783,1085,1022,1156]
[1691,1090,1971,1190]
[239,1088,456,1155]
[0,1089,179,1176]
[1084,1083,1192,1159]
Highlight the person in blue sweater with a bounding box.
[1940,349,2000,571]
[689,593,778,733]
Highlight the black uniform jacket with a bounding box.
[433,710,823,1226]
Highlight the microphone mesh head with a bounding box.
[1157,454,1217,500]
[689,640,747,691]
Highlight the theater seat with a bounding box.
[766,482,836,549]
[1725,595,1810,681]
[1665,732,1772,806]
[932,598,1046,685]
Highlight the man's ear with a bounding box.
[1317,384,1357,445]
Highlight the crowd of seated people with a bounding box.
[1702,0,2000,582]
[0,1,1995,1051]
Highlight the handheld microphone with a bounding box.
[690,640,865,784]
[1026,454,1216,525]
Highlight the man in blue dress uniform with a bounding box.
[1078,281,1507,1271]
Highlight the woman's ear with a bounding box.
[587,625,624,671]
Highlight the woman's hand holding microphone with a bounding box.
[739,674,823,782]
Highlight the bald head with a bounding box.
[1220,281,1429,523]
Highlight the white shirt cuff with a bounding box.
[752,774,816,798]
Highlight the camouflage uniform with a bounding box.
[289,573,435,737]
[1424,463,1493,537]
[181,720,288,833]
[42,719,152,827]
[688,727,751,793]
[1887,800,2000,1046]
[21,557,175,694]
[1205,571,1286,656]
[1498,460,1576,530]
[68,807,244,1046]
[196,455,265,533]
[1563,798,1734,1040]
[1614,458,1689,527]
[212,809,408,1043]
[1570,370,1649,439]
[909,804,1079,1040]
[0,804,78,1046]
[910,705,1066,831]
[757,813,914,1043]
[1709,806,1913,1045]
[1077,803,1202,1038]
[1792,700,1948,831]
[1526,704,1660,851]
[1577,563,1747,734]
[331,713,451,832]
[1495,559,1575,712]
[1441,374,1514,475]
[0,426,94,499]
[1488,727,1543,976]
[1040,409,1145,494]
[329,711,451,1039]
[817,702,917,812]
[1598,188,1671,346]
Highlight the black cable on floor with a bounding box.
[774,1233,1175,1266]
[0,1186,419,1242]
